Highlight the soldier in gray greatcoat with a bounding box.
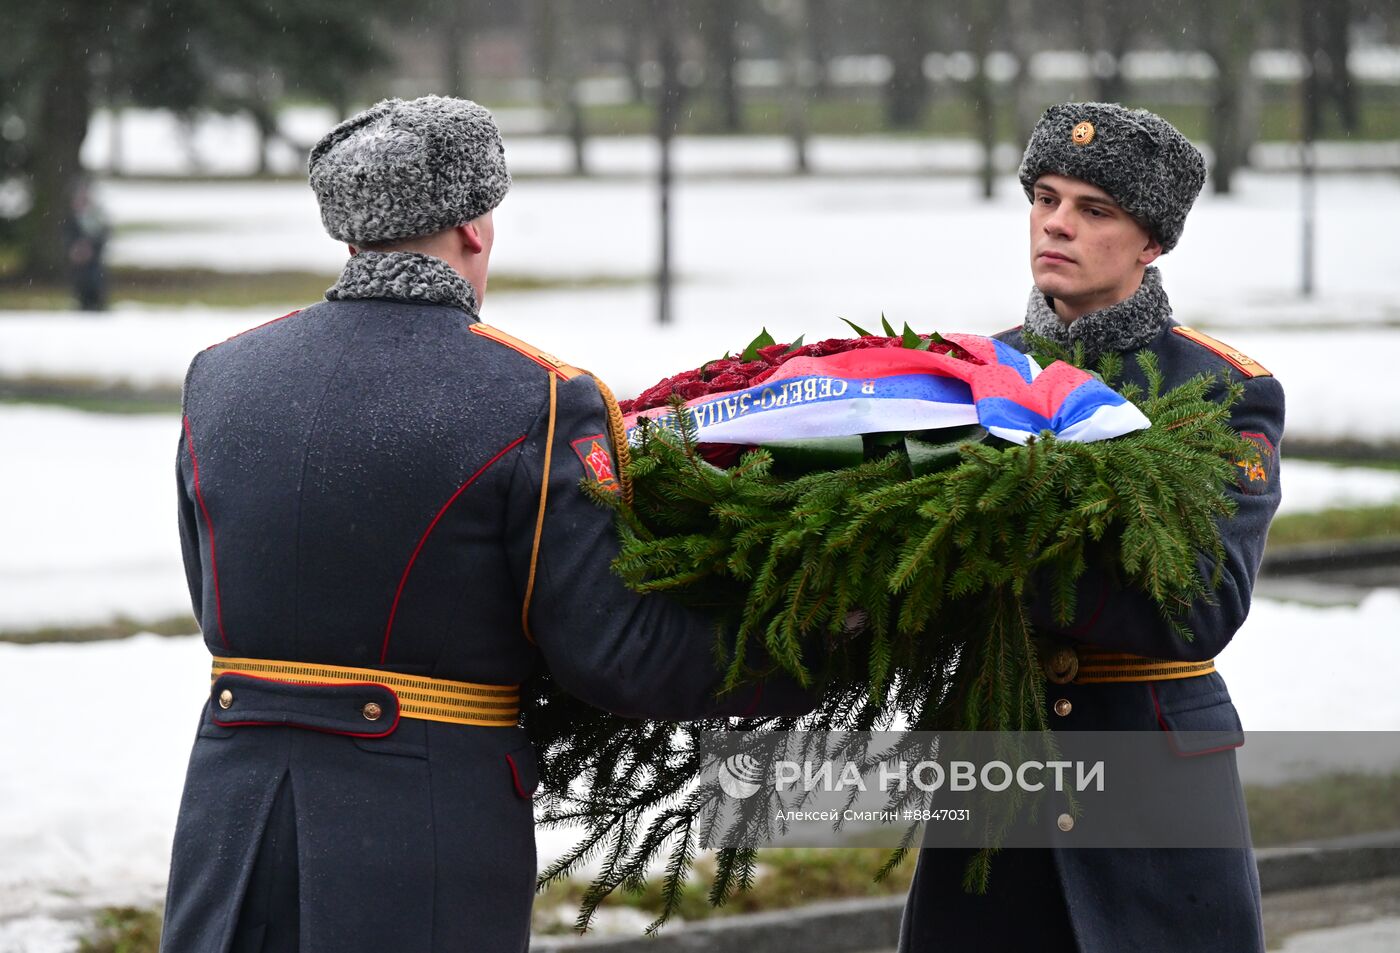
[159,96,809,953]
[898,103,1284,952]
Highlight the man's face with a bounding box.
[1028,174,1161,319]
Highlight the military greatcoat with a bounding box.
[161,264,808,953]
[898,306,1284,953]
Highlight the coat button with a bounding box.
[362,701,384,721]
[1057,813,1075,832]
[218,688,233,709]
[1053,698,1073,717]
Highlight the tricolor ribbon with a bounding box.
[622,334,1150,446]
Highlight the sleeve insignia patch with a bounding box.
[571,434,620,492]
[1235,431,1275,494]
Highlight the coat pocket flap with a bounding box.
[1152,684,1244,757]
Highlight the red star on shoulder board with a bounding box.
[570,434,620,493]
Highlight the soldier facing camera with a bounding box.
[899,102,1284,953]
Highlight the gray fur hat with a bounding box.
[308,95,511,246]
[1018,102,1205,253]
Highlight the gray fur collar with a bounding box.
[1023,266,1171,359]
[325,251,479,316]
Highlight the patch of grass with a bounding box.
[0,267,640,311]
[0,393,180,414]
[1267,503,1400,548]
[1246,771,1400,847]
[533,847,913,934]
[0,614,197,644]
[0,267,336,310]
[1302,457,1400,473]
[79,905,161,953]
[0,374,180,414]
[112,220,226,237]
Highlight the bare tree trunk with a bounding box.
[442,0,470,98]
[1005,0,1040,143]
[969,2,1000,199]
[779,0,810,173]
[624,0,648,105]
[532,0,587,174]
[530,0,558,114]
[1301,0,1324,141]
[699,0,742,132]
[1322,0,1357,132]
[1087,0,1132,104]
[558,0,588,174]
[1201,0,1258,194]
[249,100,277,177]
[655,0,681,326]
[21,15,92,281]
[882,0,929,129]
[806,0,834,99]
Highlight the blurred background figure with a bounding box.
[63,178,109,311]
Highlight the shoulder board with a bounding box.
[470,323,586,380]
[1171,327,1272,378]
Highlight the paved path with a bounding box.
[858,876,1400,952]
[1266,877,1400,951]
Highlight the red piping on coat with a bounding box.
[381,435,528,663]
[183,415,229,650]
[506,752,534,799]
[206,309,301,350]
[739,682,764,719]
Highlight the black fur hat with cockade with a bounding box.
[1019,102,1206,253]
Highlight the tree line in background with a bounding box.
[1,0,1396,280]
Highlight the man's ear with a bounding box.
[347,244,358,256]
[1139,234,1163,266]
[458,222,485,255]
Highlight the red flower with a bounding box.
[619,334,981,414]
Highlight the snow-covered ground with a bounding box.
[86,170,1400,325]
[2,589,1398,951]
[3,403,1398,631]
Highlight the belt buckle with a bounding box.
[1041,642,1080,685]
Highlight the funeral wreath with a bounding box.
[524,321,1257,933]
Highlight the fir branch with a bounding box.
[531,350,1250,932]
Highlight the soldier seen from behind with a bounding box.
[159,95,810,953]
